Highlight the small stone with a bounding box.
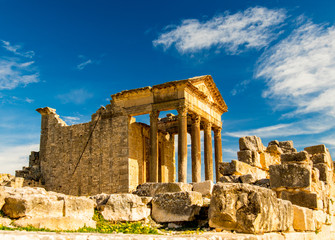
[314,163,332,183]
[253,179,270,188]
[268,140,279,146]
[133,182,193,197]
[219,175,241,183]
[240,174,257,184]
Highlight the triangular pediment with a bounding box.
[187,75,228,113]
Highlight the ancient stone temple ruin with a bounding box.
[16,75,228,195]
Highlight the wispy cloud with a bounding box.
[0,40,39,90]
[153,7,286,55]
[56,88,93,104]
[77,59,93,70]
[0,95,34,104]
[256,21,335,118]
[231,80,250,96]
[1,40,35,58]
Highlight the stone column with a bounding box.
[191,115,201,182]
[149,110,160,182]
[204,121,213,181]
[214,127,223,182]
[177,106,188,183]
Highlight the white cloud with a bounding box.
[231,79,250,96]
[1,40,35,58]
[0,144,39,175]
[76,59,93,70]
[225,116,335,138]
[62,116,81,125]
[57,88,93,104]
[256,22,335,118]
[0,59,39,90]
[153,7,286,54]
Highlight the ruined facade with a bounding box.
[17,75,228,195]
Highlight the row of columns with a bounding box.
[149,107,222,183]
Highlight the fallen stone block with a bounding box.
[279,141,297,154]
[269,163,312,189]
[219,160,267,180]
[260,152,281,170]
[60,195,95,220]
[13,216,96,231]
[219,175,241,183]
[193,180,213,198]
[152,191,203,223]
[311,153,332,168]
[314,163,332,183]
[89,193,110,207]
[133,182,192,197]
[208,183,293,233]
[305,144,327,155]
[237,150,262,169]
[281,151,310,164]
[266,144,283,155]
[292,205,315,231]
[240,174,257,184]
[2,187,64,219]
[239,136,265,152]
[100,193,150,222]
[279,191,321,210]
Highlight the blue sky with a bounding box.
[1,0,335,179]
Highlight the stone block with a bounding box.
[280,191,321,209]
[151,191,203,223]
[314,163,332,183]
[192,180,213,198]
[253,178,270,188]
[60,195,95,220]
[13,216,96,231]
[0,217,11,227]
[311,153,332,167]
[313,210,327,230]
[219,160,267,180]
[89,193,110,207]
[281,151,310,164]
[240,174,257,184]
[239,136,265,152]
[2,187,64,219]
[219,175,241,183]
[279,141,294,149]
[305,144,327,155]
[269,164,312,189]
[292,205,315,231]
[266,144,283,155]
[260,152,281,170]
[100,193,150,222]
[133,182,192,197]
[237,150,261,169]
[268,140,280,146]
[0,186,6,209]
[208,183,293,233]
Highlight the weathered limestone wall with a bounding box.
[29,105,175,196]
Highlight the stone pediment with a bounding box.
[187,75,228,113]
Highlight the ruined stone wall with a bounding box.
[35,106,131,195]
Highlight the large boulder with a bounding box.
[133,182,192,197]
[208,183,293,233]
[100,194,150,222]
[151,191,203,223]
[2,187,63,219]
